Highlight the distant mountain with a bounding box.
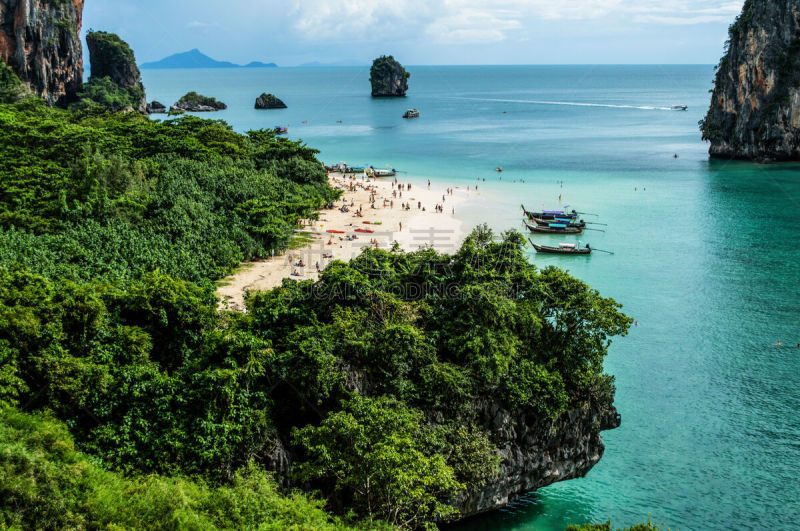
[140,49,276,69]
[243,61,278,68]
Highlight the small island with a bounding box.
[255,93,287,109]
[171,91,227,112]
[370,55,409,97]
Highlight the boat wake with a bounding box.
[455,97,674,111]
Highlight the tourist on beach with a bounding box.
[399,222,402,231]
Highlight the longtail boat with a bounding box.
[529,239,591,255]
[521,204,579,220]
[524,220,583,234]
[530,216,586,228]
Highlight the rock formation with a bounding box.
[255,92,286,109]
[700,0,800,160]
[171,91,227,112]
[455,399,620,517]
[370,55,409,97]
[0,0,84,106]
[85,31,146,113]
[146,101,166,114]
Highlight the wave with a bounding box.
[454,97,674,111]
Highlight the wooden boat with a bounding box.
[524,220,582,234]
[521,204,579,220]
[530,216,585,228]
[371,168,396,177]
[402,109,420,118]
[530,240,591,255]
[326,229,345,234]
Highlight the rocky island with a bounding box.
[255,92,286,109]
[146,101,167,114]
[84,31,147,113]
[700,0,800,160]
[370,55,409,96]
[0,0,84,105]
[171,91,227,112]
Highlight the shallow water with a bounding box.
[143,65,800,530]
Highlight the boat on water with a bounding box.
[495,166,503,172]
[403,109,420,118]
[530,216,586,229]
[370,167,396,177]
[530,241,591,255]
[524,220,583,234]
[274,126,289,134]
[521,204,579,220]
[670,105,688,111]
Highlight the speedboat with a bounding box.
[670,105,688,111]
[403,109,420,118]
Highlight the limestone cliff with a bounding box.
[456,399,620,517]
[370,55,409,97]
[701,0,800,160]
[85,31,146,113]
[0,0,84,105]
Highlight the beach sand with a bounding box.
[217,172,476,311]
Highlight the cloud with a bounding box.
[288,0,744,44]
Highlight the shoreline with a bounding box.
[217,171,478,311]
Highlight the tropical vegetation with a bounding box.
[0,64,630,529]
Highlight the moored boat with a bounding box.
[370,167,397,177]
[530,240,591,254]
[403,109,420,118]
[530,216,586,228]
[274,126,288,134]
[524,220,583,234]
[521,204,579,220]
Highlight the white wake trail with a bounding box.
[456,97,673,111]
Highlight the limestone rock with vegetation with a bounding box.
[700,0,800,160]
[172,91,227,112]
[85,31,146,113]
[370,55,409,96]
[255,92,286,109]
[0,0,84,105]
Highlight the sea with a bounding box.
[141,65,800,531]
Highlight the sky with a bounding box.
[81,0,745,66]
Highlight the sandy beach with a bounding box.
[217,172,477,311]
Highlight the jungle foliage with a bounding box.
[0,66,630,529]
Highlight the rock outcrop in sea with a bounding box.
[455,399,619,516]
[0,0,84,105]
[255,93,286,109]
[171,91,227,112]
[85,31,146,113]
[146,101,166,114]
[700,0,800,160]
[370,55,409,97]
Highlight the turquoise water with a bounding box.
[142,66,800,530]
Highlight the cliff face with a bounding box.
[455,399,620,517]
[701,0,800,160]
[0,0,84,106]
[370,55,409,97]
[86,31,146,113]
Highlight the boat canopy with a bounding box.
[549,223,567,228]
[543,210,565,214]
[559,243,577,248]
